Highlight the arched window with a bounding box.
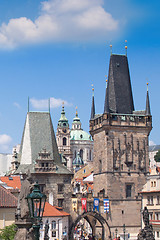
[52,220,56,229]
[63,137,67,146]
[80,149,83,159]
[89,150,92,161]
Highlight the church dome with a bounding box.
[70,129,92,141]
[70,108,92,141]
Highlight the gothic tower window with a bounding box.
[126,184,132,198]
[63,137,67,146]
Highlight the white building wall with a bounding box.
[40,216,69,240]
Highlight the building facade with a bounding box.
[90,53,152,238]
[141,168,160,240]
[56,107,93,171]
[15,111,73,214]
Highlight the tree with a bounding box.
[154,150,160,162]
[0,224,17,240]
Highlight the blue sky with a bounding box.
[0,0,159,152]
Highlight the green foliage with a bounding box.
[154,150,160,162]
[0,224,17,240]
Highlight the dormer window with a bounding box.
[80,134,83,139]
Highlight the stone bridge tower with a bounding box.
[90,53,152,238]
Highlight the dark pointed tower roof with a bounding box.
[105,54,134,114]
[90,86,95,119]
[145,83,151,116]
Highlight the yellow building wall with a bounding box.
[0,208,16,228]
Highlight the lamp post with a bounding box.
[115,228,118,240]
[123,224,126,240]
[26,182,46,240]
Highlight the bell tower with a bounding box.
[90,53,152,237]
[56,104,72,170]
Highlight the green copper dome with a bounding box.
[70,129,92,141]
[58,106,69,128]
[70,109,92,141]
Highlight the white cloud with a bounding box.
[30,97,72,110]
[13,102,21,109]
[0,0,118,49]
[0,134,12,152]
[149,140,156,146]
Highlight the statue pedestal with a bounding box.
[14,220,34,240]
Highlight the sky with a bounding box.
[0,0,159,152]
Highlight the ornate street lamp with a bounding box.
[26,182,47,240]
[123,224,126,240]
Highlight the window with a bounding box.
[155,213,160,220]
[157,196,160,205]
[99,160,102,173]
[154,181,156,187]
[58,199,64,207]
[134,164,136,170]
[52,221,56,229]
[147,196,153,205]
[149,213,153,220]
[58,184,64,193]
[89,150,92,161]
[126,184,132,198]
[63,137,67,146]
[52,231,56,237]
[80,149,83,159]
[151,181,153,187]
[121,164,123,170]
[157,232,159,238]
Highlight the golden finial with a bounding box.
[62,101,64,106]
[147,82,149,91]
[75,106,78,117]
[110,43,112,55]
[125,40,127,56]
[105,75,108,88]
[91,84,94,96]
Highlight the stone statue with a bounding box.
[143,207,149,226]
[16,171,33,220]
[14,171,34,240]
[137,207,155,240]
[44,220,49,240]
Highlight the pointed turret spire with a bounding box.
[104,77,110,113]
[145,83,151,116]
[90,84,95,119]
[58,103,69,128]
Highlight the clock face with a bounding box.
[63,129,67,133]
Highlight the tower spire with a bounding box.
[145,82,151,116]
[90,84,95,119]
[104,76,109,113]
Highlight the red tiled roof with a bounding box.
[0,185,17,208]
[43,202,70,217]
[0,176,21,190]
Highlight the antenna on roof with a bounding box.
[48,98,50,113]
[125,40,128,56]
[28,97,30,112]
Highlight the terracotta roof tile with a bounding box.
[43,202,70,217]
[0,176,21,190]
[0,185,17,208]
